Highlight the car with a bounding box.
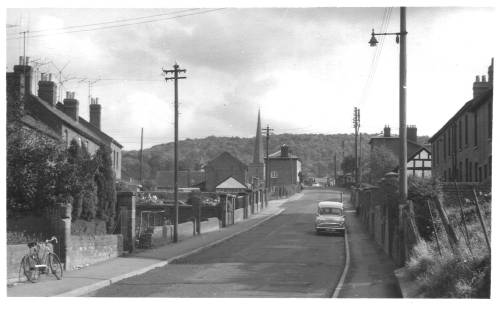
[315,201,345,235]
[312,183,321,187]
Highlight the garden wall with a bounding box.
[66,234,123,270]
[6,244,28,283]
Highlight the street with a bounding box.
[89,189,346,297]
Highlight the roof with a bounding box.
[318,201,343,208]
[369,136,424,161]
[268,149,300,159]
[27,94,122,148]
[407,146,431,161]
[206,151,247,169]
[429,89,492,143]
[216,176,248,190]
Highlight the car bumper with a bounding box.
[315,224,345,233]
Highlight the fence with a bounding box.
[354,181,491,267]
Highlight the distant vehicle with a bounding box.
[315,201,345,235]
[312,183,321,187]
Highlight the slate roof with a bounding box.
[368,136,424,161]
[429,89,492,143]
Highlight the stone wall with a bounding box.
[6,244,28,283]
[67,235,123,270]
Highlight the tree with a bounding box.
[94,146,117,232]
[341,155,356,175]
[369,145,398,182]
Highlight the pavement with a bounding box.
[336,193,402,298]
[7,193,302,297]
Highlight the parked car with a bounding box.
[315,201,345,235]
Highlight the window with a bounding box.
[63,129,69,147]
[475,163,479,182]
[478,167,482,182]
[465,158,469,181]
[444,170,447,181]
[469,162,473,182]
[448,129,451,156]
[436,141,440,164]
[489,156,492,177]
[488,102,492,139]
[444,132,447,158]
[271,171,278,178]
[484,164,488,180]
[448,168,452,181]
[459,119,462,149]
[474,111,478,146]
[465,114,469,146]
[459,162,463,181]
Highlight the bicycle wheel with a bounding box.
[21,255,39,282]
[48,253,63,280]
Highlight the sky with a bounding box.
[4,2,498,150]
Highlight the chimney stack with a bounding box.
[11,56,33,97]
[89,97,101,130]
[407,125,417,142]
[383,125,391,137]
[488,58,494,84]
[61,92,79,121]
[280,144,289,158]
[473,61,493,99]
[38,73,57,106]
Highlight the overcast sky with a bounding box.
[5,4,497,150]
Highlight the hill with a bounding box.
[121,133,429,181]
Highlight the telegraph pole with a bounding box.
[334,153,337,186]
[353,107,360,185]
[399,7,408,203]
[163,63,186,243]
[262,125,273,190]
[358,108,362,183]
[139,127,143,187]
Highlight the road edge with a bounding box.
[55,197,295,297]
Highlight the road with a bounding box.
[89,188,347,297]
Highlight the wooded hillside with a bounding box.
[121,133,429,181]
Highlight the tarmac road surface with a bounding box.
[88,188,346,297]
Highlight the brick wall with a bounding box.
[67,235,123,270]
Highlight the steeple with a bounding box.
[253,109,264,164]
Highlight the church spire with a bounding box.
[253,109,264,164]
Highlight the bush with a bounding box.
[408,177,441,240]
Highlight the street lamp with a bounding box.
[368,7,408,204]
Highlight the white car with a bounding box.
[315,201,345,235]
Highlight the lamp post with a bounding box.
[369,7,408,203]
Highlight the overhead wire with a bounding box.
[7,8,226,41]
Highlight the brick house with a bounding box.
[429,59,493,183]
[6,56,123,179]
[266,144,302,191]
[369,125,431,179]
[204,152,248,192]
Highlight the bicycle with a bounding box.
[19,236,63,282]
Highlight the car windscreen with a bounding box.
[318,207,342,215]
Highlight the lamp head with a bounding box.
[368,28,378,47]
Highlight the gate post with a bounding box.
[118,191,136,253]
[58,203,72,271]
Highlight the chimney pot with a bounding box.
[481,75,486,82]
[25,57,30,65]
[475,75,480,82]
[19,56,23,65]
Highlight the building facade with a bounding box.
[429,59,493,183]
[7,56,123,178]
[266,144,302,191]
[369,125,431,179]
[204,151,248,192]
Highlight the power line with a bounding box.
[17,8,200,35]
[7,8,226,41]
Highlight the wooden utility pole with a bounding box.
[163,63,186,243]
[262,125,273,190]
[399,7,408,203]
[353,107,360,185]
[334,153,337,186]
[139,127,144,186]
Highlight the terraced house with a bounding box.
[429,59,493,183]
[6,56,123,179]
